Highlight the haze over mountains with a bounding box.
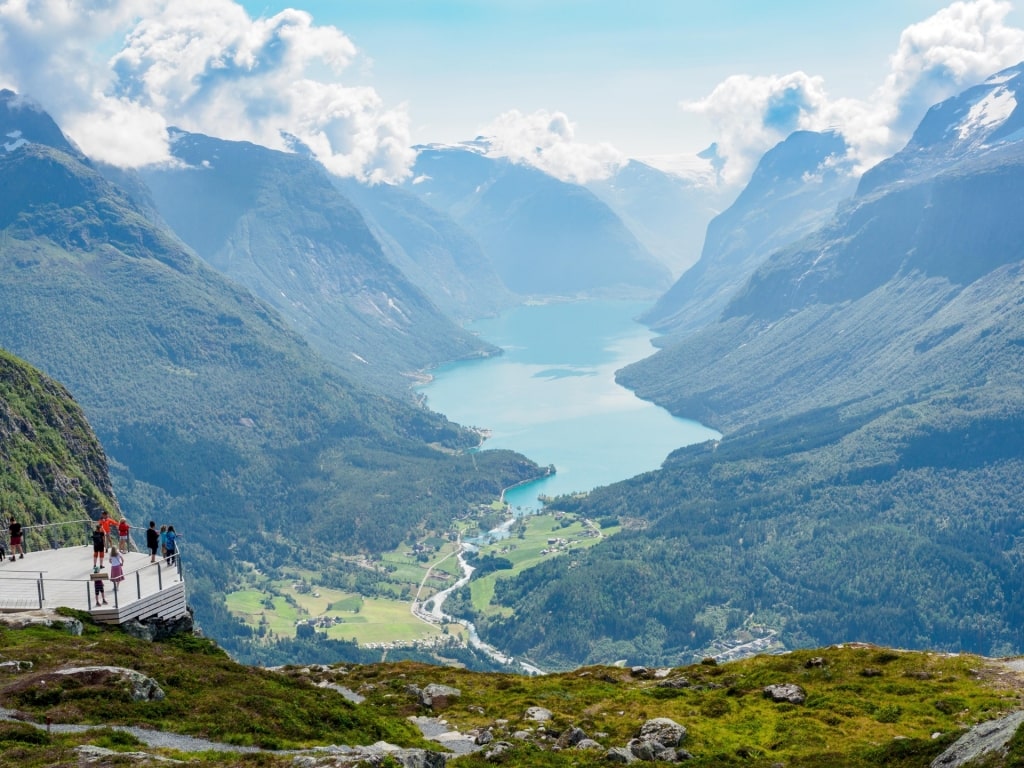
[473,62,1024,668]
[1,55,1023,673]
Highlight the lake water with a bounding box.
[419,301,720,512]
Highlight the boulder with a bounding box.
[415,684,461,710]
[524,706,552,721]
[556,726,587,749]
[54,666,165,701]
[576,738,604,750]
[763,683,806,705]
[638,717,687,747]
[605,746,638,763]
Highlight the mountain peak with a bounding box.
[859,61,1024,194]
[0,89,82,158]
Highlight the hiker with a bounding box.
[159,525,167,559]
[98,510,116,549]
[92,573,108,606]
[117,517,130,552]
[164,525,178,566]
[8,517,24,561]
[146,521,159,563]
[91,523,106,572]
[109,546,125,584]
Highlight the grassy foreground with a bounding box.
[4,613,1024,766]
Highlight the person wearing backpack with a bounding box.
[164,525,178,566]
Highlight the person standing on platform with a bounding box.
[109,546,124,585]
[98,510,116,549]
[158,525,167,559]
[146,521,159,563]
[164,525,178,566]
[8,517,24,561]
[92,573,108,605]
[117,518,130,552]
[91,523,106,572]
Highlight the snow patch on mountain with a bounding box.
[958,87,1017,141]
[4,129,27,152]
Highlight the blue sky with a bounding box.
[238,0,1020,165]
[1,0,1021,184]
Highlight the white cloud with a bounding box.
[0,0,414,181]
[479,109,624,183]
[685,0,1024,186]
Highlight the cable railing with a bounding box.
[0,516,186,620]
[0,551,184,613]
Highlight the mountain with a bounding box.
[333,177,515,322]
[462,65,1024,668]
[0,347,121,532]
[405,145,672,297]
[640,130,856,336]
[137,130,495,398]
[586,159,726,278]
[0,91,542,649]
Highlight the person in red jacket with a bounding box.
[117,518,130,552]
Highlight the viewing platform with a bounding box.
[0,520,187,625]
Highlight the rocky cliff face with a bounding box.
[0,348,120,527]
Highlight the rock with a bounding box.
[605,746,638,763]
[638,717,687,747]
[576,738,604,750]
[653,668,673,678]
[763,683,806,705]
[0,610,82,635]
[556,726,587,748]
[930,710,1024,768]
[414,684,461,710]
[628,738,659,761]
[121,609,195,642]
[76,744,183,764]
[805,656,827,668]
[524,706,552,721]
[512,730,532,740]
[484,742,512,760]
[0,660,32,672]
[474,730,494,746]
[630,666,651,678]
[656,676,690,689]
[53,666,165,701]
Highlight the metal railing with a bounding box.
[4,517,153,559]
[0,553,184,613]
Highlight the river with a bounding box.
[419,300,720,510]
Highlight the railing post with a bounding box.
[157,562,163,591]
[136,570,142,600]
[36,577,44,609]
[38,572,45,601]
[86,581,92,610]
[113,581,119,610]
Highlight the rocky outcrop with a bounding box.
[52,666,165,702]
[930,710,1024,768]
[0,609,82,635]
[294,742,450,767]
[121,609,196,642]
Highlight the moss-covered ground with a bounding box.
[4,615,1024,767]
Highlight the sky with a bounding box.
[1,0,1022,188]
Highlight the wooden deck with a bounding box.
[0,546,187,624]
